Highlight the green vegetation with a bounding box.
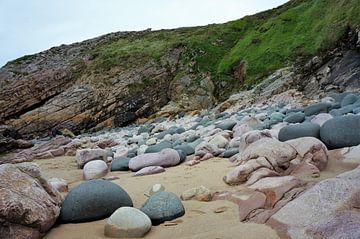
[87,0,360,87]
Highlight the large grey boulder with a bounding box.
[140,192,185,225]
[59,180,133,223]
[320,115,360,149]
[278,123,320,142]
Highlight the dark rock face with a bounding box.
[278,123,320,142]
[59,180,133,223]
[140,192,185,225]
[320,115,360,149]
[0,32,193,138]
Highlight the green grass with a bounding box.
[86,0,360,87]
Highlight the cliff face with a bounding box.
[0,0,359,139]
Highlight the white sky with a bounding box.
[0,0,288,67]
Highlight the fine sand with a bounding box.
[36,152,357,239]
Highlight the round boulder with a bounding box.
[320,115,360,149]
[59,180,133,223]
[104,207,151,238]
[284,112,305,124]
[278,123,320,142]
[83,160,108,180]
[111,157,131,171]
[140,192,185,225]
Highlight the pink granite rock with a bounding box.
[129,148,180,171]
[134,166,165,176]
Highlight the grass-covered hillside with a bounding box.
[85,0,360,87]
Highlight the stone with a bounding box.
[286,137,328,171]
[176,149,187,163]
[304,102,331,116]
[320,115,360,149]
[195,142,223,157]
[59,180,133,223]
[180,186,212,201]
[76,148,107,169]
[224,138,297,185]
[310,113,333,126]
[83,160,108,180]
[283,112,305,123]
[111,157,131,171]
[216,120,237,130]
[104,207,152,238]
[267,167,360,239]
[248,176,303,207]
[146,138,157,146]
[140,192,185,225]
[134,166,165,176]
[129,148,180,171]
[222,148,239,158]
[239,130,272,151]
[0,163,63,239]
[149,184,165,195]
[278,122,320,142]
[209,134,229,148]
[145,141,172,153]
[341,93,358,107]
[330,145,360,164]
[174,144,195,155]
[48,178,68,192]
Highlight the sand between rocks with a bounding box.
[37,152,356,239]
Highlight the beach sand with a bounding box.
[36,151,357,239]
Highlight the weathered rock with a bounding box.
[140,192,185,225]
[278,123,320,142]
[248,176,303,207]
[76,148,107,169]
[320,115,360,149]
[180,186,212,201]
[59,180,133,223]
[224,138,297,185]
[195,142,223,157]
[134,166,165,176]
[129,148,180,171]
[233,123,253,138]
[267,166,360,239]
[239,130,272,151]
[286,137,328,171]
[330,145,360,164]
[83,160,108,180]
[0,163,63,239]
[48,178,68,192]
[104,207,152,238]
[111,157,131,171]
[209,134,229,148]
[216,120,237,130]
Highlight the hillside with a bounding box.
[0,0,360,139]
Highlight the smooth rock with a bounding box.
[83,160,108,180]
[104,207,152,238]
[134,166,165,176]
[149,184,165,196]
[310,113,333,126]
[140,192,185,225]
[278,123,320,141]
[320,115,360,149]
[304,102,331,116]
[59,180,133,223]
[284,112,305,123]
[145,141,172,153]
[111,157,131,171]
[129,148,180,171]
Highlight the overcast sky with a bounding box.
[0,0,288,67]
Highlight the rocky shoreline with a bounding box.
[1,79,360,238]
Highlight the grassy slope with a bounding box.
[9,0,360,88]
[89,0,360,87]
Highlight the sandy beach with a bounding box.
[35,151,357,239]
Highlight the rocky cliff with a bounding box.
[0,0,359,142]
